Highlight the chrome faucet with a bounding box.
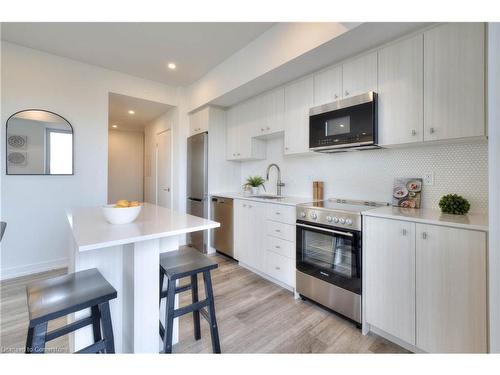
[266,163,285,196]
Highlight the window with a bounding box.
[46,129,73,174]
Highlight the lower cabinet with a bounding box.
[364,216,487,353]
[234,199,295,289]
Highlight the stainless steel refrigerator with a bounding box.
[186,132,208,253]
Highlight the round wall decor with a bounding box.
[7,151,27,165]
[7,134,27,149]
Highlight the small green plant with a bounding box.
[438,194,470,215]
[243,175,266,190]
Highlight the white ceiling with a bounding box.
[108,93,172,131]
[1,22,274,86]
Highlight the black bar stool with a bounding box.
[25,268,117,354]
[159,247,220,353]
[0,221,6,242]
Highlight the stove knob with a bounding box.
[326,215,333,222]
[333,217,339,223]
[311,212,318,220]
[300,211,306,218]
[346,218,353,225]
[339,218,346,224]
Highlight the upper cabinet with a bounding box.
[378,35,424,146]
[342,51,378,98]
[226,101,266,161]
[423,23,485,141]
[189,107,209,136]
[313,65,342,106]
[253,87,285,137]
[284,76,314,155]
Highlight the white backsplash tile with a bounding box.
[241,138,488,213]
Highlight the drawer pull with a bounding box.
[275,229,281,233]
[275,212,281,215]
[275,266,281,270]
[275,245,281,249]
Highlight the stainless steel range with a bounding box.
[295,198,388,325]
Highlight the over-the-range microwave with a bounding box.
[309,91,379,153]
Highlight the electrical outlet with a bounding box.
[423,172,434,186]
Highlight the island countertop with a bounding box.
[67,203,220,252]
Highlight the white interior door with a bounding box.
[156,130,172,208]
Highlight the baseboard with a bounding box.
[238,261,294,292]
[0,257,68,281]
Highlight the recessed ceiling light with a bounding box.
[167,62,176,70]
[111,124,118,128]
[128,110,135,115]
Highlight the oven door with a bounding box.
[296,221,361,295]
[309,92,377,151]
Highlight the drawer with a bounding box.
[266,203,296,224]
[266,250,293,286]
[267,221,295,241]
[267,235,295,259]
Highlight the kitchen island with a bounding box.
[66,203,219,353]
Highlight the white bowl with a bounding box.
[102,204,142,225]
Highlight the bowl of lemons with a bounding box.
[102,200,142,224]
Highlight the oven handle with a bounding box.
[296,223,354,237]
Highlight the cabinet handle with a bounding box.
[285,147,289,151]
[275,229,281,233]
[275,245,281,249]
[275,266,281,270]
[248,205,252,208]
[275,212,281,215]
[237,153,241,156]
[344,90,349,96]
[242,204,247,207]
[402,228,407,236]
[261,128,264,132]
[429,127,435,134]
[334,94,339,99]
[422,232,427,239]
[266,127,270,130]
[411,130,416,136]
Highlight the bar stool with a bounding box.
[159,247,221,353]
[25,268,117,354]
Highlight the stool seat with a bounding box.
[27,268,117,328]
[160,247,217,280]
[25,268,117,354]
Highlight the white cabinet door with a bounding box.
[364,217,416,344]
[233,199,248,262]
[264,88,285,134]
[225,107,240,160]
[342,51,377,98]
[378,35,424,145]
[189,108,209,136]
[424,23,485,141]
[244,201,266,271]
[284,76,314,155]
[416,224,487,353]
[313,65,342,106]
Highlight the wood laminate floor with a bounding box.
[0,254,407,354]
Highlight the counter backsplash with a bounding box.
[240,138,488,214]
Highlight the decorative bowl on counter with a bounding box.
[102,204,142,224]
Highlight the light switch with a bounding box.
[423,172,434,186]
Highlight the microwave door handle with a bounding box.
[296,223,354,237]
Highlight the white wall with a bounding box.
[187,23,360,111]
[240,137,488,213]
[1,42,179,279]
[108,129,144,203]
[488,22,500,353]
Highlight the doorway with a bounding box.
[107,92,174,207]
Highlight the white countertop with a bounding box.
[362,206,488,232]
[67,203,220,252]
[211,192,312,206]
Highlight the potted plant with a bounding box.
[438,194,471,215]
[243,175,266,195]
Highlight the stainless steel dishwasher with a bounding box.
[211,196,234,258]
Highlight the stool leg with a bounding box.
[191,274,201,340]
[98,302,115,354]
[203,271,221,354]
[162,278,176,353]
[159,270,165,306]
[26,322,48,354]
[91,305,102,349]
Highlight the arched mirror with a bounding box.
[6,110,73,175]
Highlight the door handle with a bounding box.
[296,223,353,237]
